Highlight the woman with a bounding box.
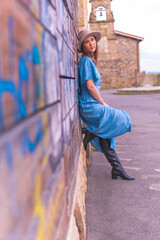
[77,29,135,180]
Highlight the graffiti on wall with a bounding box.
[0,0,60,132]
[0,0,79,239]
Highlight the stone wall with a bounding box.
[0,0,88,239]
[143,73,160,86]
[78,0,88,31]
[67,145,88,240]
[99,35,144,89]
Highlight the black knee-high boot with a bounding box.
[100,138,135,180]
[82,128,96,151]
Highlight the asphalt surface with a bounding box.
[86,90,160,240]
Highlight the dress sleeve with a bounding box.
[79,57,96,84]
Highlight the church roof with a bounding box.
[115,30,144,41]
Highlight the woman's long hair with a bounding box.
[81,39,99,66]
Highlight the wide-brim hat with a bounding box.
[77,29,101,53]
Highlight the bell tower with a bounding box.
[89,0,114,24]
[88,0,144,89]
[89,0,118,61]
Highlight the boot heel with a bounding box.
[112,174,118,179]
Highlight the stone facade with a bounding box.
[78,0,88,31]
[66,144,88,240]
[89,0,145,89]
[100,33,145,89]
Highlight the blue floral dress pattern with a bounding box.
[78,55,131,152]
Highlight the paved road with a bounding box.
[86,90,160,240]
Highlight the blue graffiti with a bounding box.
[0,79,18,129]
[0,15,44,169]
[0,15,43,170]
[18,56,29,119]
[32,45,40,64]
[0,16,41,131]
[20,118,43,155]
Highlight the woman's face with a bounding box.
[82,35,97,54]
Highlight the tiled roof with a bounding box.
[115,30,144,41]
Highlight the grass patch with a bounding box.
[113,90,160,95]
[91,147,98,152]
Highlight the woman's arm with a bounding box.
[86,79,109,106]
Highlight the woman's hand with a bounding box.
[86,79,110,107]
[102,101,109,107]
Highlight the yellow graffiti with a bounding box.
[33,174,46,240]
[42,155,47,166]
[33,170,64,240]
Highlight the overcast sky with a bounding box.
[111,0,160,73]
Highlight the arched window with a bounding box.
[96,6,106,21]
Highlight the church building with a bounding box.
[89,0,145,88]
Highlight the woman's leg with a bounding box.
[82,128,96,151]
[100,138,135,180]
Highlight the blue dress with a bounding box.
[78,55,131,152]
